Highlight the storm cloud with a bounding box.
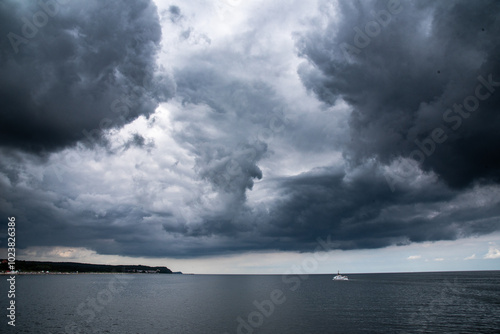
[1,0,500,260]
[0,0,173,153]
[297,0,500,189]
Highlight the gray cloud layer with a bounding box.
[1,0,500,259]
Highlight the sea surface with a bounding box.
[1,271,499,333]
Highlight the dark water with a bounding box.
[1,271,499,333]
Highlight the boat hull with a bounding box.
[333,275,348,281]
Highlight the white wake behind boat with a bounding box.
[333,271,348,281]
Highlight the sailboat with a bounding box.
[333,270,348,281]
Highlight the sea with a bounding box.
[0,271,499,333]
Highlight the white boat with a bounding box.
[333,271,348,280]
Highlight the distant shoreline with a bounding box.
[0,259,181,275]
[0,272,183,275]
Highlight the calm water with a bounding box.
[0,271,499,333]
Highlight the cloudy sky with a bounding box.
[1,0,499,274]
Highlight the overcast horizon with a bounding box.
[1,0,500,274]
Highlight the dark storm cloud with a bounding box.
[2,0,500,260]
[261,167,500,251]
[165,164,500,255]
[0,0,173,153]
[297,0,500,189]
[0,154,267,257]
[153,0,500,255]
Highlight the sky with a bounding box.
[0,0,499,274]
